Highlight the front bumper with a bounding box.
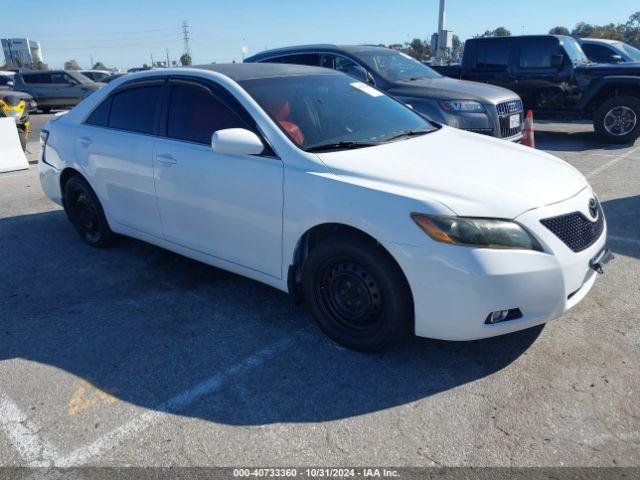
[386,188,607,341]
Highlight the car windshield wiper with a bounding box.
[382,129,432,142]
[305,141,380,152]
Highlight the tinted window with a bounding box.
[108,85,161,134]
[167,84,246,144]
[581,44,618,63]
[320,54,357,73]
[50,72,74,84]
[474,42,510,69]
[519,43,560,69]
[22,73,51,84]
[270,54,320,66]
[86,98,111,127]
[239,73,435,150]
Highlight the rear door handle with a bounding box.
[77,136,93,146]
[156,153,177,165]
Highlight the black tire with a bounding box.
[593,96,640,144]
[63,175,115,248]
[18,129,27,151]
[302,235,413,351]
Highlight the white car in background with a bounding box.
[39,64,611,351]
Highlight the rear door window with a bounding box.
[518,43,561,69]
[581,44,619,63]
[22,73,51,84]
[166,83,247,144]
[267,54,320,66]
[474,42,510,70]
[108,85,162,134]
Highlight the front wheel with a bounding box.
[302,235,413,351]
[594,96,640,144]
[63,176,115,247]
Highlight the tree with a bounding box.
[64,59,81,70]
[624,11,640,48]
[180,53,192,66]
[92,61,107,70]
[402,38,432,61]
[451,34,463,60]
[32,60,48,71]
[474,27,511,38]
[549,26,571,36]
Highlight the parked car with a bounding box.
[79,69,113,82]
[102,73,127,84]
[245,45,525,141]
[13,70,104,113]
[39,64,610,351]
[432,35,640,143]
[578,38,640,64]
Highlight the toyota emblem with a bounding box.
[588,198,598,219]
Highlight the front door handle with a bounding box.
[156,153,177,165]
[77,136,93,147]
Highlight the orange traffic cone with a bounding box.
[521,110,535,148]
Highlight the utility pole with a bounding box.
[90,54,94,68]
[182,20,191,56]
[166,48,170,68]
[151,53,154,68]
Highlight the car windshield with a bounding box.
[350,49,441,82]
[239,73,436,151]
[67,71,93,84]
[617,42,640,62]
[561,38,591,65]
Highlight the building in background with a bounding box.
[1,38,44,68]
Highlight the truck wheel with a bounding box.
[594,96,640,144]
[302,234,413,351]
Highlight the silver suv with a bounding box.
[245,45,524,141]
[12,70,104,113]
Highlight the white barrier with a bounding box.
[0,117,29,173]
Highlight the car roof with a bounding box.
[190,62,340,80]
[468,34,568,42]
[579,38,621,45]
[244,44,392,62]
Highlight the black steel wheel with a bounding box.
[302,234,413,351]
[64,175,115,247]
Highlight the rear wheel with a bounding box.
[594,96,640,144]
[63,176,115,247]
[302,235,413,351]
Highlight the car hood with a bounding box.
[576,62,640,77]
[314,127,588,219]
[386,76,518,104]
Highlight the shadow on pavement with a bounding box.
[535,127,633,153]
[0,210,542,425]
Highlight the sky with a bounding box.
[2,0,638,70]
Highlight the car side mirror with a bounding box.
[345,65,372,83]
[611,54,623,63]
[550,54,564,68]
[211,128,264,155]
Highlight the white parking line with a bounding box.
[0,392,60,466]
[56,328,309,466]
[586,148,639,179]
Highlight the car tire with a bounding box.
[63,175,115,248]
[594,96,640,144]
[18,129,27,151]
[302,234,413,351]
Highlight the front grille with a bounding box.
[462,127,494,135]
[496,99,524,139]
[540,204,604,252]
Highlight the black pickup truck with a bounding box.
[433,35,640,143]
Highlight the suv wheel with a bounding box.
[64,175,115,247]
[302,235,413,351]
[594,96,640,144]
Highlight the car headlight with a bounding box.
[411,214,543,251]
[438,100,485,113]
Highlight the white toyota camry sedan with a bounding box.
[39,64,611,351]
